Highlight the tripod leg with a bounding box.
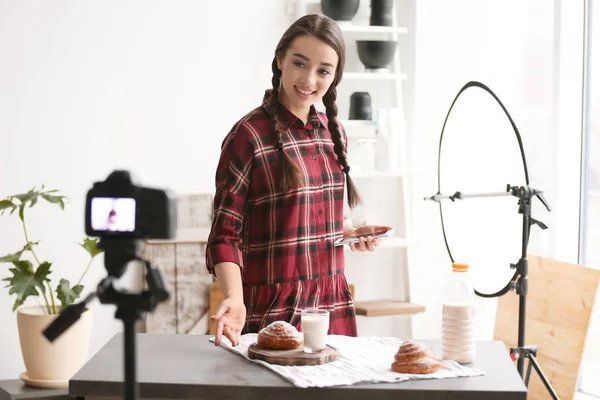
[524,356,533,387]
[528,354,560,400]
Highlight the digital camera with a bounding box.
[84,170,176,239]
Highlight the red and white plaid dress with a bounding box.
[206,93,357,336]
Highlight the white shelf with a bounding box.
[340,119,378,139]
[340,24,408,35]
[354,300,425,317]
[344,72,407,81]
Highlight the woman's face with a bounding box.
[277,35,338,118]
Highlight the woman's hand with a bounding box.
[211,297,246,347]
[343,224,393,252]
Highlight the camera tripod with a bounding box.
[43,239,170,400]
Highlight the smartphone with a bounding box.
[333,228,395,246]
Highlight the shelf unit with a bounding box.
[291,0,422,336]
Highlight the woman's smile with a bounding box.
[294,85,315,100]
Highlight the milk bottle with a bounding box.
[442,263,476,364]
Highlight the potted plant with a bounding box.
[0,186,103,389]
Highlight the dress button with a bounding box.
[322,262,327,267]
[321,236,325,241]
[305,131,310,136]
[312,155,317,160]
[318,209,323,215]
[317,181,322,187]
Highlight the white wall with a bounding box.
[0,0,291,379]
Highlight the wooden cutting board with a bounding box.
[247,342,339,366]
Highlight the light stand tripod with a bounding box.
[425,184,558,399]
[43,239,170,400]
[427,81,562,399]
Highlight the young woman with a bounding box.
[206,14,391,347]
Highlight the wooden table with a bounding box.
[70,333,527,400]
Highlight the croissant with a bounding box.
[257,321,303,350]
[391,340,441,374]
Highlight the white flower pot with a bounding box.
[17,306,93,388]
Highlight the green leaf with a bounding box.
[40,193,67,210]
[12,189,37,203]
[0,199,15,210]
[0,199,17,216]
[18,203,25,221]
[56,279,83,310]
[2,187,68,215]
[0,241,40,263]
[2,260,51,311]
[12,298,25,312]
[79,237,103,258]
[34,262,52,286]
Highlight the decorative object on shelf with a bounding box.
[349,92,372,120]
[320,0,360,23]
[356,40,398,71]
[0,186,103,388]
[369,0,394,26]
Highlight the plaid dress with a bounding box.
[206,92,357,336]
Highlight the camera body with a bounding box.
[85,170,176,240]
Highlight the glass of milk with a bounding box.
[301,309,330,353]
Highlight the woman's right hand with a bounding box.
[211,297,246,347]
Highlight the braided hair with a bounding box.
[268,57,303,191]
[266,14,362,208]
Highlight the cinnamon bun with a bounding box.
[391,340,441,374]
[256,321,303,350]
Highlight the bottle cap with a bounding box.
[452,263,469,272]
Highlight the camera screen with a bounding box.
[90,197,136,232]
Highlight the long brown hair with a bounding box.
[267,14,362,209]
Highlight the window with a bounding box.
[579,0,600,397]
[412,0,592,397]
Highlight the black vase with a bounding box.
[349,92,372,120]
[357,41,397,70]
[370,0,393,26]
[321,0,360,22]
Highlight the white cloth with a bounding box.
[210,334,485,388]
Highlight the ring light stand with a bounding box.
[424,81,559,399]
